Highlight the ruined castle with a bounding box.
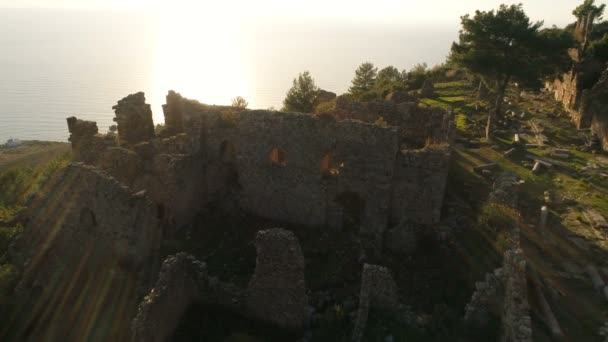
[7,90,454,340]
[66,90,454,243]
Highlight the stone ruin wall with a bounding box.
[548,59,606,142]
[462,172,532,342]
[161,92,453,233]
[66,90,453,247]
[588,68,608,150]
[8,163,163,341]
[334,96,454,149]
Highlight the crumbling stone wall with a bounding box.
[245,228,308,330]
[112,92,155,146]
[131,229,309,339]
[549,58,605,129]
[162,92,452,233]
[11,163,162,290]
[131,253,208,342]
[66,116,111,163]
[588,68,608,150]
[500,249,532,342]
[68,90,452,244]
[352,263,400,342]
[9,163,162,341]
[334,97,453,149]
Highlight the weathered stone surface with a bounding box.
[549,58,604,129]
[113,92,155,146]
[9,163,162,341]
[162,90,185,136]
[67,116,108,163]
[588,67,608,151]
[131,253,208,342]
[97,147,142,184]
[464,268,503,324]
[66,90,453,246]
[352,264,399,342]
[11,163,162,285]
[499,249,532,342]
[245,228,307,330]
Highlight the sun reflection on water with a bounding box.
[150,12,250,123]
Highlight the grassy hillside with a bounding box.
[0,141,71,306]
[423,80,608,342]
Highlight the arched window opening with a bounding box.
[220,141,236,162]
[335,192,365,232]
[321,152,342,176]
[269,147,287,166]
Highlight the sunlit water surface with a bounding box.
[0,9,457,142]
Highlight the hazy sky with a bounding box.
[1,0,606,27]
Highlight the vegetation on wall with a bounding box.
[282,71,320,113]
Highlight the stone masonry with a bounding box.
[245,228,308,331]
[112,92,155,146]
[67,90,453,250]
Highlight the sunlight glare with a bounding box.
[151,6,250,123]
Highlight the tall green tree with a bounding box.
[375,66,407,96]
[406,63,429,89]
[573,0,606,52]
[450,4,571,139]
[282,71,319,113]
[349,62,378,97]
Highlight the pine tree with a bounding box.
[282,71,319,113]
[348,62,378,96]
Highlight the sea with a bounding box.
[0,9,457,142]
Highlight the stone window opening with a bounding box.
[269,147,287,166]
[321,152,342,176]
[220,140,236,163]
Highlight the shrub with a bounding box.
[0,224,21,254]
[314,99,336,116]
[231,96,249,109]
[478,203,519,232]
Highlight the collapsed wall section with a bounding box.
[9,163,162,341]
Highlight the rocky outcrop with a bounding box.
[352,264,400,342]
[131,253,208,342]
[245,228,308,331]
[113,92,155,146]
